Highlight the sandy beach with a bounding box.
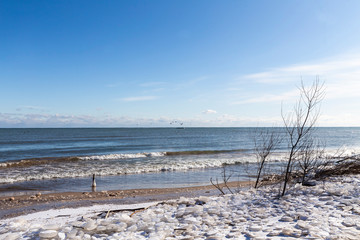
[0,181,250,219]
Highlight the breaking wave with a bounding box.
[0,148,355,184]
[0,149,248,169]
[0,150,258,184]
[79,152,167,161]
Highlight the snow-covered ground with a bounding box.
[0,175,359,240]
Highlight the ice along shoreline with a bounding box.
[0,175,359,239]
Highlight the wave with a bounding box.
[165,149,247,156]
[1,148,355,184]
[0,157,81,169]
[0,149,248,169]
[80,149,249,160]
[0,152,166,169]
[80,152,167,161]
[0,154,259,184]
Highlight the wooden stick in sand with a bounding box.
[92,174,96,191]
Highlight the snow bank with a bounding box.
[0,175,359,239]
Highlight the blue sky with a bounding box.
[1,0,360,127]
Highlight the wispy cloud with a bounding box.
[1,111,356,127]
[319,114,360,127]
[120,96,159,102]
[237,53,360,104]
[212,114,282,126]
[0,112,282,127]
[202,109,217,114]
[0,113,164,127]
[232,89,299,105]
[243,53,360,84]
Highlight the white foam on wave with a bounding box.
[325,146,360,157]
[79,152,167,161]
[1,149,358,184]
[0,154,258,184]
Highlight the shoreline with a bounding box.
[0,181,252,219]
[1,174,359,239]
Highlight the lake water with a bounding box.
[0,127,359,195]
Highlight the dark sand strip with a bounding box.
[0,181,252,219]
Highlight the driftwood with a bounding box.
[97,202,168,218]
[55,214,71,218]
[334,154,360,163]
[315,160,360,178]
[97,207,147,218]
[105,210,111,219]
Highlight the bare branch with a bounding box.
[281,78,325,196]
[210,177,225,195]
[210,165,234,195]
[254,128,282,188]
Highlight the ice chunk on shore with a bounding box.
[83,220,97,231]
[39,230,58,238]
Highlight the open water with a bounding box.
[0,127,359,195]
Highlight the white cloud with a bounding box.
[237,53,360,105]
[3,111,356,127]
[232,89,299,105]
[202,109,217,114]
[120,96,158,102]
[0,112,282,127]
[201,114,282,127]
[244,54,360,84]
[0,113,158,127]
[319,114,360,127]
[243,55,360,83]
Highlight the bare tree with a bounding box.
[281,78,325,196]
[254,128,281,188]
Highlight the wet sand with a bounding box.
[0,181,252,219]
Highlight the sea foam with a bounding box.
[79,152,167,161]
